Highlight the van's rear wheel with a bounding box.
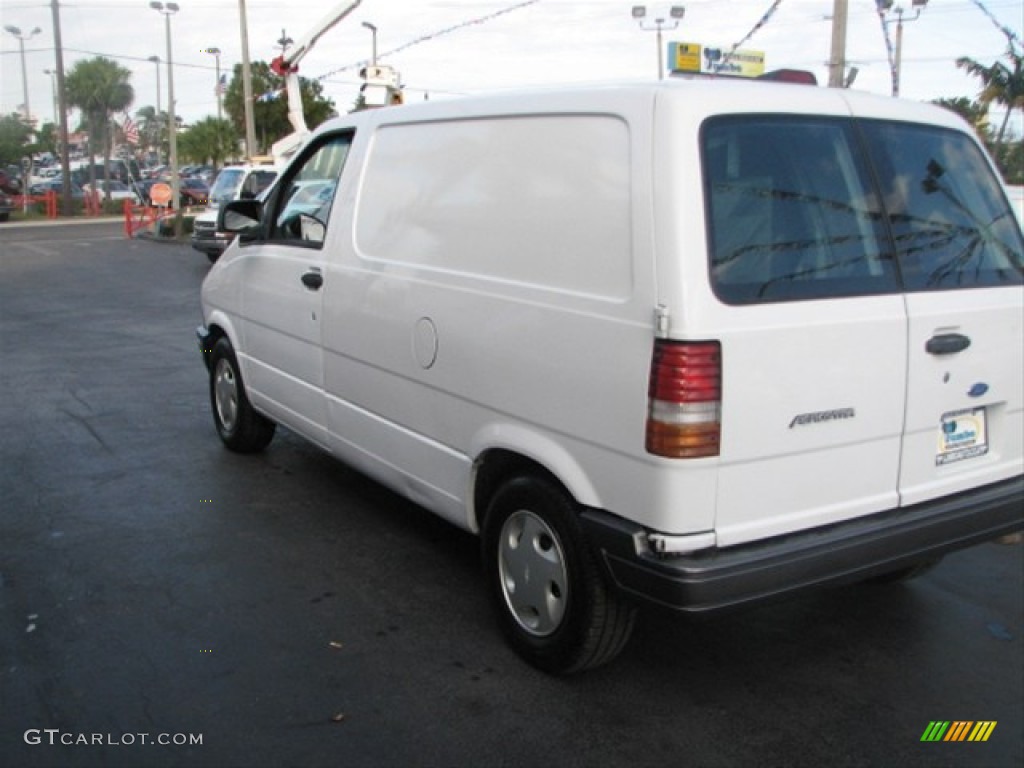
[482,475,636,674]
[209,337,275,453]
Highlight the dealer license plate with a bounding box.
[936,407,988,466]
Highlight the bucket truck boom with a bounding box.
[269,0,362,159]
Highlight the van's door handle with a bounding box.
[926,333,970,356]
[301,271,323,290]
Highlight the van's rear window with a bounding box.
[859,121,1024,291]
[703,116,1023,304]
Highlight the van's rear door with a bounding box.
[698,115,907,546]
[858,122,1024,504]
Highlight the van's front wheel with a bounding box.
[209,337,275,453]
[482,475,636,674]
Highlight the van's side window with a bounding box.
[269,133,353,247]
[859,122,1023,290]
[703,116,899,304]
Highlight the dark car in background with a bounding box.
[179,178,210,207]
[28,180,87,199]
[0,168,22,195]
[0,190,14,221]
[135,177,208,208]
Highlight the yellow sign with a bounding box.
[671,42,702,73]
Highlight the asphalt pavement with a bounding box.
[1,220,1021,768]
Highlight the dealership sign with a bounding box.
[668,42,765,77]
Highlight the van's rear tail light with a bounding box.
[646,340,721,459]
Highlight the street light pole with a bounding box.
[362,21,378,67]
[147,55,162,163]
[206,47,222,120]
[631,6,685,80]
[151,1,180,231]
[3,24,42,123]
[43,69,58,127]
[878,0,929,97]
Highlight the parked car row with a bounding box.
[28,180,87,199]
[1,158,214,217]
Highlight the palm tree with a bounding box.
[135,105,164,163]
[65,57,134,201]
[956,42,1024,146]
[178,117,240,171]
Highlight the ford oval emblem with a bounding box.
[967,382,989,398]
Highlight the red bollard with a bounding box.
[123,199,133,237]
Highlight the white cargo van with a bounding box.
[191,158,280,261]
[198,79,1024,673]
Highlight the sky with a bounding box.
[1,0,1022,136]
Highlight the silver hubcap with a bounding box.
[498,510,568,637]
[213,358,239,433]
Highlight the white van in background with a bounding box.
[190,158,280,261]
[198,78,1023,673]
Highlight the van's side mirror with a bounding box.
[219,199,263,242]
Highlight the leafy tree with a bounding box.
[177,117,240,169]
[223,61,335,154]
[65,56,134,199]
[932,97,990,135]
[1000,140,1023,184]
[957,42,1024,146]
[31,121,59,158]
[135,105,165,163]
[0,112,33,167]
[133,105,183,166]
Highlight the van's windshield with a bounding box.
[208,169,246,206]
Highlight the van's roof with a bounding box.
[320,77,968,137]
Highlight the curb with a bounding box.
[0,216,123,230]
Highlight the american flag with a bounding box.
[121,112,139,145]
[215,74,227,97]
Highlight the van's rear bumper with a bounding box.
[580,476,1024,613]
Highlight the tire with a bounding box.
[482,475,636,674]
[207,251,220,264]
[209,337,275,453]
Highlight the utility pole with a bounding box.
[828,0,849,88]
[239,0,258,159]
[50,0,72,215]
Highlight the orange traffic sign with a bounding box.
[150,182,172,206]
